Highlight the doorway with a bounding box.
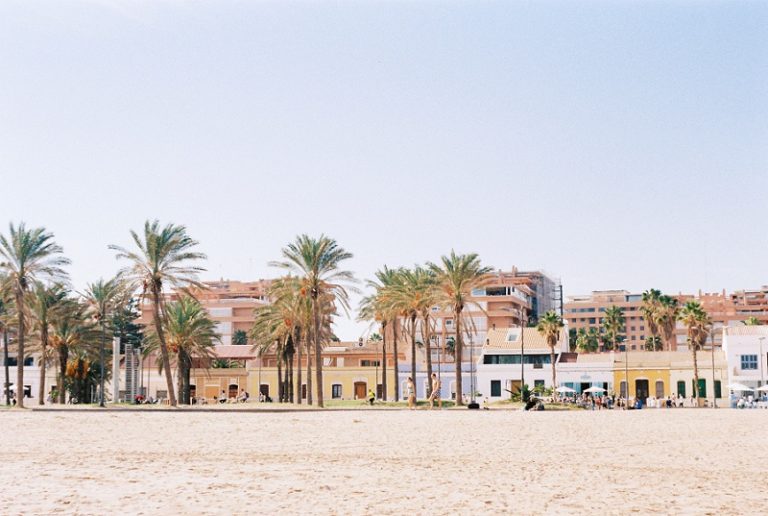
[228,384,239,399]
[635,379,649,405]
[354,382,366,400]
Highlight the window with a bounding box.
[620,381,627,398]
[715,380,722,398]
[655,380,664,398]
[360,360,380,367]
[588,318,596,324]
[332,384,342,399]
[639,326,645,331]
[741,355,758,370]
[534,380,545,391]
[677,380,686,398]
[694,379,706,398]
[490,380,501,397]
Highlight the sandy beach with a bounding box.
[1,408,766,515]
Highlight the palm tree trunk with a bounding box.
[289,350,295,403]
[16,290,25,408]
[295,331,302,405]
[392,320,399,402]
[306,339,313,405]
[312,295,323,408]
[409,315,417,399]
[455,307,463,406]
[423,315,433,396]
[3,330,10,405]
[38,326,48,405]
[550,344,557,400]
[176,360,184,405]
[693,346,700,406]
[381,322,387,401]
[151,288,177,407]
[58,346,67,404]
[277,348,285,403]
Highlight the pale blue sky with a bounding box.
[1,1,766,339]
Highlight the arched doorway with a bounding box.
[228,384,238,400]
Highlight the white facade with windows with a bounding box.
[722,326,768,390]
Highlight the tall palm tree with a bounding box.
[382,267,437,396]
[365,266,403,401]
[0,223,70,408]
[29,282,68,404]
[678,300,710,406]
[147,296,219,404]
[602,305,625,352]
[536,310,564,399]
[110,220,207,407]
[0,289,13,405]
[358,294,386,399]
[83,277,126,407]
[271,235,356,408]
[428,251,492,406]
[49,299,94,403]
[640,289,662,350]
[654,295,680,351]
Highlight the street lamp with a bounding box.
[710,328,717,409]
[759,337,766,389]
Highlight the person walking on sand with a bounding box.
[406,377,416,409]
[428,373,442,409]
[367,388,375,406]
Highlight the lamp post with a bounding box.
[375,340,379,399]
[99,316,106,408]
[710,328,717,409]
[624,338,630,410]
[520,309,526,395]
[759,337,766,389]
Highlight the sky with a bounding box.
[1,1,766,340]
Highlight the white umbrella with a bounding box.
[555,386,575,393]
[728,383,754,392]
[584,386,606,393]
[756,385,768,392]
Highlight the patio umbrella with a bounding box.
[727,383,753,392]
[584,386,606,393]
[555,386,575,393]
[756,385,768,392]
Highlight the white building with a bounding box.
[476,327,569,399]
[722,326,768,391]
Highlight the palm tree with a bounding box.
[744,316,762,326]
[678,300,711,406]
[0,223,70,408]
[601,305,625,352]
[655,295,680,351]
[0,289,13,405]
[365,266,403,401]
[49,299,95,403]
[271,235,356,408]
[29,282,68,404]
[536,310,564,399]
[83,277,126,407]
[148,296,219,404]
[576,328,599,353]
[358,294,387,400]
[110,220,207,407]
[640,289,662,350]
[428,252,492,406]
[232,330,248,346]
[644,335,663,351]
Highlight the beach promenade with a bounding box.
[1,409,766,514]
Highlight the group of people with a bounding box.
[733,393,768,409]
[404,373,442,409]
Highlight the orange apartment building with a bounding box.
[416,269,561,366]
[565,286,768,351]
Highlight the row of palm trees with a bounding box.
[0,220,222,408]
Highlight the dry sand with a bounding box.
[1,408,766,515]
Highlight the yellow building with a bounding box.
[613,350,727,404]
[250,340,406,402]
